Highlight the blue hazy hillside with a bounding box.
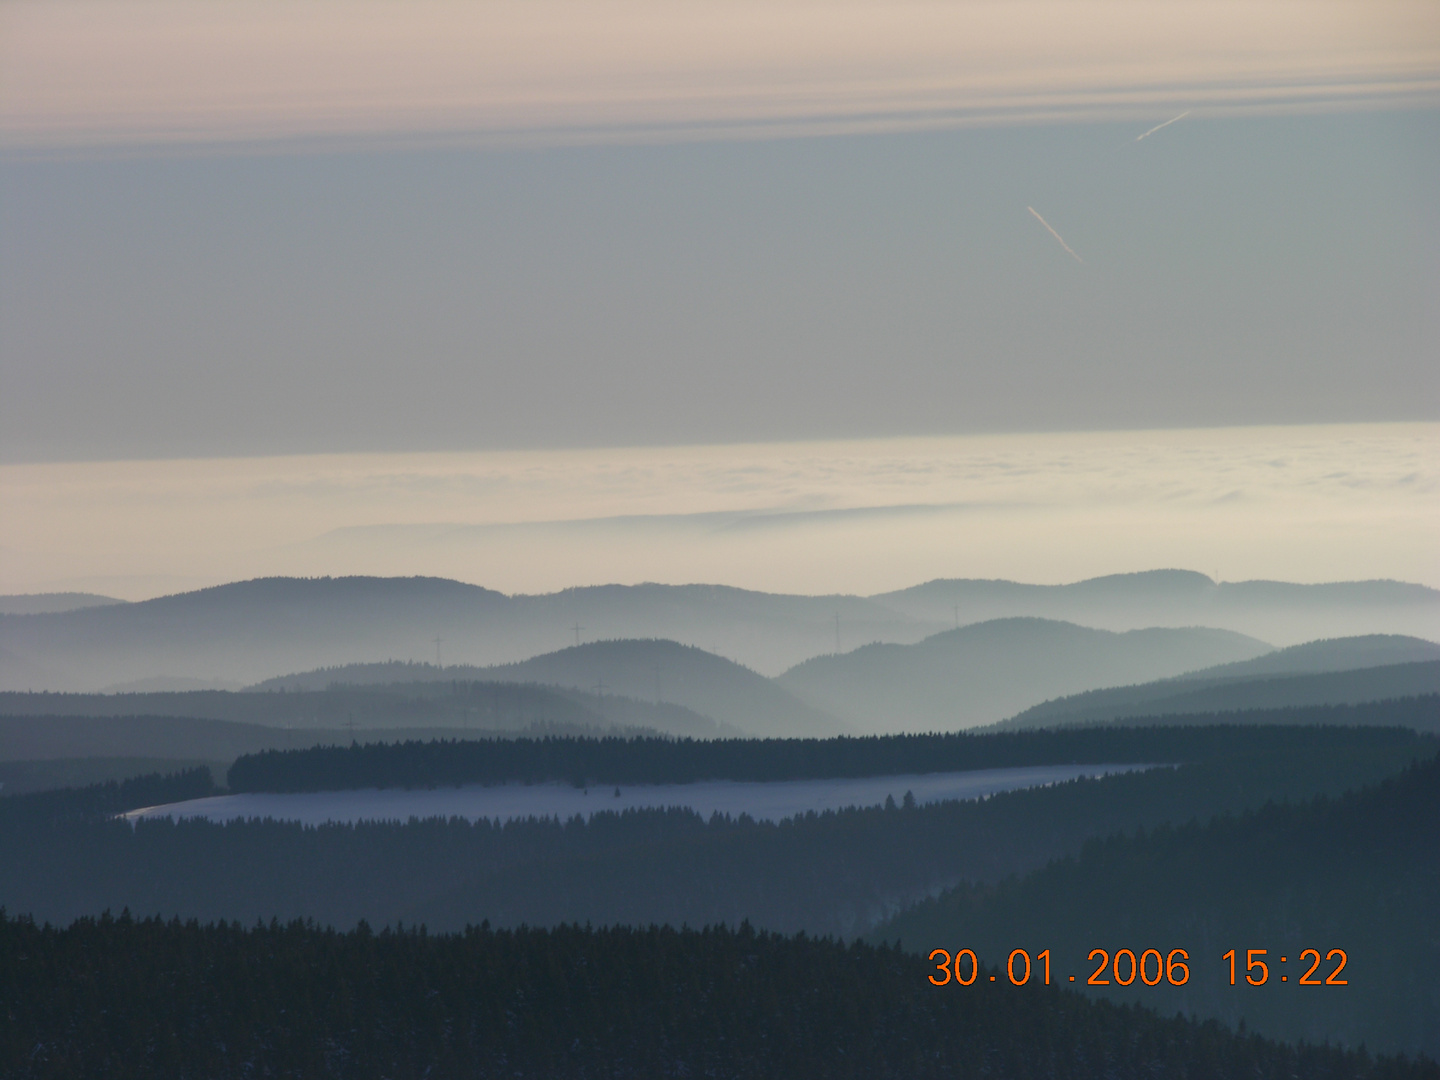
[875,570,1439,644]
[0,576,927,691]
[3,571,1435,696]
[777,618,1271,731]
[478,639,844,738]
[251,640,839,737]
[999,644,1440,730]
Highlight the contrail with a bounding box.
[1136,110,1190,141]
[1027,206,1083,264]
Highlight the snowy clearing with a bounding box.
[125,764,1154,826]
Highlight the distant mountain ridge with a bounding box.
[0,576,925,690]
[777,618,1272,731]
[876,570,1439,644]
[2,570,1435,694]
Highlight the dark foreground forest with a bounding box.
[1,914,1435,1080]
[875,755,1440,1057]
[2,728,1429,936]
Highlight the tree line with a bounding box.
[5,732,1429,942]
[2,912,1434,1080]
[225,718,1433,792]
[0,767,215,830]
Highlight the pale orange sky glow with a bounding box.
[3,0,1437,150]
[2,425,1435,600]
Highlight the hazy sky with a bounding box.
[3,110,1436,462]
[1,1,1437,596]
[3,425,1435,598]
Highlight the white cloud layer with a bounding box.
[2,0,1437,150]
[1,424,1435,598]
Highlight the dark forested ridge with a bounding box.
[997,669,1440,730]
[872,756,1440,1057]
[987,694,1440,734]
[226,721,1433,792]
[1179,636,1440,679]
[5,729,1431,937]
[0,713,674,770]
[2,915,1434,1080]
[0,757,224,797]
[0,767,215,829]
[0,678,728,739]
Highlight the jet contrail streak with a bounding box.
[1027,206,1083,264]
[1136,110,1191,141]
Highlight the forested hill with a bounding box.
[4,729,1429,945]
[5,918,1432,1080]
[224,722,1434,793]
[1180,634,1440,679]
[872,755,1440,1057]
[0,767,215,828]
[776,618,1270,731]
[987,695,1440,734]
[0,679,726,739]
[475,639,844,737]
[997,668,1440,730]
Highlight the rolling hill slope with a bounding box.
[257,640,841,737]
[999,660,1440,729]
[1182,634,1440,678]
[872,753,1440,1057]
[776,618,1271,731]
[8,571,1436,695]
[874,570,1440,645]
[0,576,930,691]
[479,639,844,737]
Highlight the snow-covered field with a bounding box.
[126,764,1151,827]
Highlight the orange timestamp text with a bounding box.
[928,948,1349,987]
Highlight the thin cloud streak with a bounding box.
[1,425,1434,598]
[1028,207,1084,263]
[2,0,1436,151]
[1136,110,1192,140]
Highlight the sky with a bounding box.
[1,0,1437,598]
[3,425,1435,598]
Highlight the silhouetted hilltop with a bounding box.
[0,576,927,691]
[999,662,1440,729]
[250,660,467,691]
[482,639,843,737]
[778,618,1271,731]
[874,570,1440,644]
[252,642,834,736]
[0,577,511,691]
